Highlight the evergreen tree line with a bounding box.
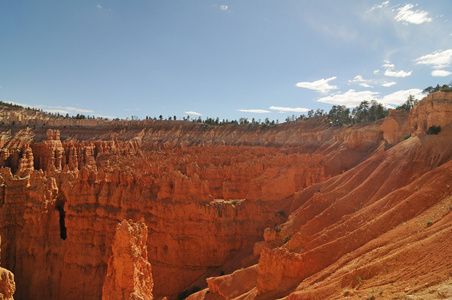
[422,82,452,94]
[0,101,41,112]
[142,96,419,127]
[0,83,450,126]
[327,96,418,126]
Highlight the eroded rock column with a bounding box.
[102,219,153,300]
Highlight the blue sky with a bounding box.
[1,1,452,121]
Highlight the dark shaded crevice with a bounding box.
[56,205,67,240]
[55,194,67,240]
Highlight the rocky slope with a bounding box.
[0,92,450,299]
[188,92,452,299]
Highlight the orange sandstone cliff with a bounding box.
[0,92,450,299]
[102,219,153,300]
[0,236,15,300]
[190,93,452,299]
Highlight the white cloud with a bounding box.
[269,106,310,113]
[431,70,452,77]
[380,89,423,106]
[316,88,424,108]
[382,61,394,68]
[1,101,102,116]
[381,61,412,77]
[415,49,452,69]
[0,100,119,119]
[97,4,102,9]
[381,81,397,87]
[348,75,374,88]
[3,100,36,108]
[349,75,397,88]
[360,83,373,88]
[46,106,94,114]
[220,5,228,11]
[370,1,389,11]
[295,76,338,94]
[373,69,380,75]
[317,89,380,107]
[46,109,69,114]
[26,105,94,115]
[349,75,364,83]
[384,69,412,77]
[184,111,202,116]
[394,4,432,25]
[237,109,270,113]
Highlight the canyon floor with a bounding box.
[0,92,452,300]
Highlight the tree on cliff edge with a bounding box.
[396,95,418,112]
[352,100,387,123]
[328,105,352,126]
[423,82,452,94]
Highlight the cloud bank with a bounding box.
[382,61,412,78]
[370,1,389,11]
[348,75,373,88]
[317,89,380,107]
[395,4,432,25]
[237,109,270,113]
[184,111,202,116]
[380,89,423,106]
[295,77,338,94]
[381,81,397,87]
[269,106,310,113]
[431,70,452,77]
[415,49,452,69]
[317,89,423,108]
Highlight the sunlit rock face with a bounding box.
[102,219,153,300]
[409,91,452,135]
[0,92,451,299]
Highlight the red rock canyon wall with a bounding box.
[0,92,450,299]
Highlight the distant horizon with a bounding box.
[4,86,449,125]
[1,1,451,122]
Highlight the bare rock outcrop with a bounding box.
[381,109,410,144]
[0,92,451,299]
[189,93,452,299]
[409,91,452,135]
[102,219,153,300]
[0,236,15,300]
[0,268,15,300]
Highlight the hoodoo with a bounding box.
[0,92,451,299]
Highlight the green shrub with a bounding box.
[427,125,441,135]
[277,210,286,217]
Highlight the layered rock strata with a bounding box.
[188,93,452,299]
[102,219,153,300]
[0,92,449,299]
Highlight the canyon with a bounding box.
[0,92,451,299]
